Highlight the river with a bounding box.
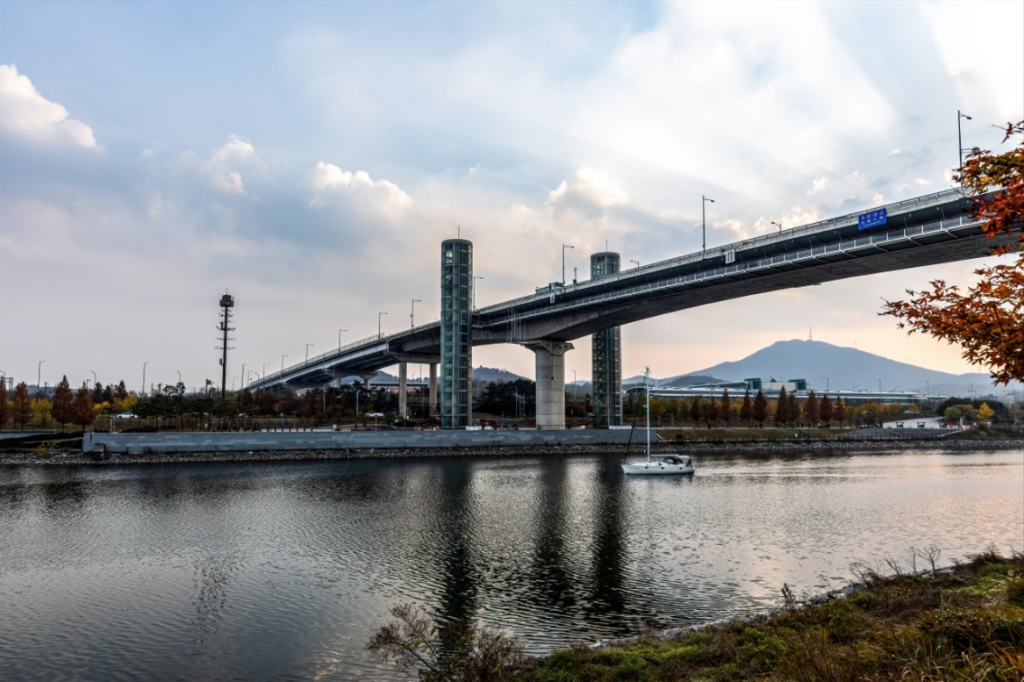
[1,449,1021,680]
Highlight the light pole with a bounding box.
[91,370,98,387]
[702,195,715,254]
[473,276,483,309]
[240,363,245,390]
[37,360,44,392]
[142,361,148,397]
[572,369,577,399]
[876,379,882,392]
[410,299,421,328]
[378,312,388,339]
[630,259,640,269]
[958,110,972,174]
[562,244,574,285]
[821,376,829,392]
[771,220,782,234]
[306,343,314,362]
[281,355,288,373]
[176,370,182,385]
[338,329,347,352]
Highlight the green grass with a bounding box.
[512,551,1024,681]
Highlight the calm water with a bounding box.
[1,449,1021,680]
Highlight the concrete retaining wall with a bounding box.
[83,429,639,454]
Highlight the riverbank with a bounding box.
[370,550,1024,681]
[505,550,1024,681]
[1,436,1020,466]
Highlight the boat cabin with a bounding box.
[662,455,692,466]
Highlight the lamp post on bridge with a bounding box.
[338,329,347,352]
[281,355,288,374]
[771,220,782,235]
[378,312,388,340]
[410,299,421,329]
[562,244,574,285]
[958,110,972,176]
[702,195,715,255]
[630,259,639,269]
[306,343,314,362]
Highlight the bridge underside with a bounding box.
[482,228,999,342]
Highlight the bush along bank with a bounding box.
[368,549,1024,681]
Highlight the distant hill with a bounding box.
[623,373,723,387]
[686,339,1018,397]
[472,366,528,383]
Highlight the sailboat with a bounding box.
[621,368,695,475]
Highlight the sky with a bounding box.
[1,0,1022,393]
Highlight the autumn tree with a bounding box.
[12,382,33,430]
[689,396,703,427]
[805,390,820,425]
[706,399,720,427]
[774,387,790,426]
[883,121,1024,384]
[820,395,834,428]
[51,376,74,432]
[72,383,96,430]
[787,392,799,426]
[114,380,129,401]
[977,402,995,422]
[0,380,9,431]
[752,389,768,427]
[720,389,731,426]
[834,397,848,427]
[739,389,753,426]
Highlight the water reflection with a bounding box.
[0,450,1020,681]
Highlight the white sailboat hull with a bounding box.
[621,461,695,475]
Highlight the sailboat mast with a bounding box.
[645,368,651,461]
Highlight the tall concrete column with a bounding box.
[440,239,473,429]
[398,362,408,419]
[591,252,623,427]
[429,363,438,414]
[528,340,574,430]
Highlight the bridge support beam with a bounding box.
[398,362,408,419]
[527,340,574,430]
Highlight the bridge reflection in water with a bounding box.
[1,450,1021,681]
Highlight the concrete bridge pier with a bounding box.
[398,362,408,418]
[528,340,574,430]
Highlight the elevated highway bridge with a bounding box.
[251,188,996,427]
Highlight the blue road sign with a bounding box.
[858,208,887,230]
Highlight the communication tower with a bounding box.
[216,293,235,401]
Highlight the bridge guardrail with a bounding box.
[486,213,982,326]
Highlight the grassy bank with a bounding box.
[370,550,1024,681]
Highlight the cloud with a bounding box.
[0,64,98,149]
[807,176,829,196]
[547,167,629,216]
[309,161,413,213]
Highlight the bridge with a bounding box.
[251,188,994,428]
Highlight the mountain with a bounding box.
[472,366,528,383]
[623,373,723,387]
[686,339,1019,398]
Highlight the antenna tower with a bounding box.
[216,293,236,401]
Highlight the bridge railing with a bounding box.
[485,213,981,327]
[477,188,964,315]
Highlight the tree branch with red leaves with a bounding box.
[881,120,1024,385]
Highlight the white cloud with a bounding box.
[807,176,829,196]
[0,64,98,149]
[309,161,413,213]
[547,167,629,215]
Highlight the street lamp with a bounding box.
[572,369,577,398]
[338,329,348,352]
[410,299,421,328]
[91,370,98,387]
[562,244,574,285]
[473,276,483,310]
[142,361,148,396]
[876,379,882,392]
[630,259,640,269]
[771,220,782,235]
[702,195,715,254]
[37,360,44,392]
[176,370,182,385]
[378,312,388,339]
[306,343,314,362]
[281,355,288,373]
[821,376,829,392]
[958,110,972,174]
